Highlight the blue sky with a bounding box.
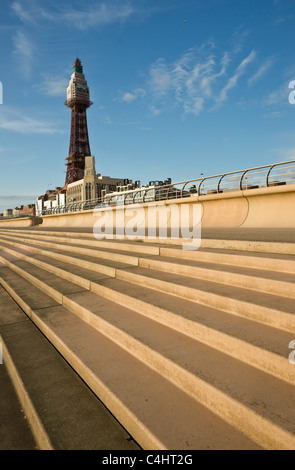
[1,0,295,212]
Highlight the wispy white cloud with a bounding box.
[140,42,257,116]
[62,2,134,30]
[0,106,64,134]
[215,49,256,107]
[263,111,284,118]
[248,58,274,86]
[103,115,113,125]
[121,88,146,103]
[146,45,221,115]
[149,58,173,95]
[11,1,37,25]
[264,82,290,106]
[122,92,136,103]
[38,74,69,97]
[11,1,135,30]
[149,105,161,116]
[12,29,36,78]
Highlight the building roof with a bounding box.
[73,57,83,74]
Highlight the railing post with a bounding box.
[240,170,248,190]
[266,164,276,187]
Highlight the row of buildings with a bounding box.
[2,205,36,218]
[36,156,129,216]
[1,155,128,218]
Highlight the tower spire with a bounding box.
[64,58,92,186]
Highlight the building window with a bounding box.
[86,182,92,200]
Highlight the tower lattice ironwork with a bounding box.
[65,58,92,186]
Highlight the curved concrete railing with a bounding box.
[1,183,295,230]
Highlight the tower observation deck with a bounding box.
[65,58,92,185]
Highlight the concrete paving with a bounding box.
[0,285,140,450]
[0,227,294,450]
[0,361,38,450]
[2,225,295,243]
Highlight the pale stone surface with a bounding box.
[0,228,294,450]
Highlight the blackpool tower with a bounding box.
[65,58,92,185]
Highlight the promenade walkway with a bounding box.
[0,227,294,450]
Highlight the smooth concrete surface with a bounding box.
[0,229,294,449]
[9,183,295,230]
[0,361,38,450]
[0,269,261,450]
[241,185,295,228]
[0,285,140,450]
[0,287,38,450]
[2,226,295,245]
[2,183,294,231]
[0,217,42,228]
[201,228,295,243]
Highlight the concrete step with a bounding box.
[0,242,115,287]
[115,267,295,333]
[61,288,295,452]
[90,276,295,384]
[2,228,295,255]
[0,287,38,450]
[0,236,129,278]
[1,232,295,300]
[0,269,261,450]
[0,285,139,450]
[0,232,139,266]
[199,238,295,255]
[0,243,294,384]
[3,230,295,274]
[0,229,160,255]
[0,252,295,449]
[138,255,295,299]
[144,235,295,255]
[0,230,295,450]
[161,246,295,274]
[0,360,38,450]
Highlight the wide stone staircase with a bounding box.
[0,228,294,450]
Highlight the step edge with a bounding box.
[139,258,295,299]
[1,247,293,384]
[1,272,295,450]
[0,336,53,450]
[117,270,295,334]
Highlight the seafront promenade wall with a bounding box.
[1,183,295,230]
[0,216,42,228]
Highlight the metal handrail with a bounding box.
[29,159,295,217]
